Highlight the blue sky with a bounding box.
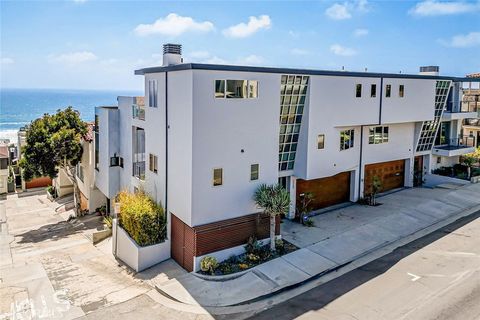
[1,0,479,90]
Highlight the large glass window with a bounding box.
[279,75,309,171]
[213,168,223,186]
[215,80,258,99]
[340,129,355,151]
[226,80,247,98]
[250,164,259,181]
[356,84,362,98]
[369,126,389,144]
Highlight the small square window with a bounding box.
[356,84,362,98]
[213,168,223,186]
[215,80,225,98]
[149,153,158,173]
[317,134,325,149]
[250,164,259,181]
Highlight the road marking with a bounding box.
[407,272,421,282]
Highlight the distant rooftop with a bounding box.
[135,63,480,82]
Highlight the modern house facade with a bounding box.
[0,145,9,194]
[462,73,480,149]
[95,44,480,271]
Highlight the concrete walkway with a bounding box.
[151,183,480,308]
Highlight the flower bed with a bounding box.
[197,237,298,276]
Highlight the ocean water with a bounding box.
[0,88,142,143]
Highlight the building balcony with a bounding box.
[432,136,476,157]
[132,104,145,121]
[463,118,480,129]
[133,158,145,181]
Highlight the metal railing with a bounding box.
[133,161,146,180]
[436,135,476,149]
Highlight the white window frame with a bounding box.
[214,80,258,99]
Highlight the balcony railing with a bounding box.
[464,118,480,127]
[133,161,146,180]
[132,104,145,121]
[435,135,476,150]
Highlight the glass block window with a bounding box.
[415,80,451,152]
[369,126,389,144]
[279,75,309,171]
[340,129,355,151]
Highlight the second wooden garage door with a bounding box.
[364,159,405,195]
[296,171,351,212]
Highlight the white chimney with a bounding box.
[162,43,182,66]
[419,66,439,76]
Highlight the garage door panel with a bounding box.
[364,160,405,195]
[296,172,351,211]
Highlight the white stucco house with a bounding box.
[94,44,480,271]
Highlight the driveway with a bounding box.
[0,191,152,319]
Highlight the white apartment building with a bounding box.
[95,44,480,271]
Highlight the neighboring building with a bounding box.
[462,73,480,148]
[0,145,9,194]
[95,44,480,271]
[76,123,106,213]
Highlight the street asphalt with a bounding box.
[251,211,480,320]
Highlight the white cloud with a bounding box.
[291,48,310,55]
[73,0,87,3]
[1,57,14,65]
[354,28,369,37]
[49,51,98,65]
[237,55,265,65]
[325,1,370,20]
[330,44,357,56]
[440,31,480,47]
[223,15,271,38]
[326,3,352,20]
[134,13,214,37]
[409,1,480,16]
[204,56,228,64]
[189,50,211,59]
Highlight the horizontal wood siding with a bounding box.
[171,212,280,271]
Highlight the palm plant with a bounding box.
[253,184,290,251]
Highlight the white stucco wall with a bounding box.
[190,70,279,226]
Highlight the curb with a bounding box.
[153,202,480,314]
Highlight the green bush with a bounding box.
[200,256,218,274]
[117,191,166,246]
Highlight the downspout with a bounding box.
[165,72,169,224]
[378,78,384,125]
[358,125,364,200]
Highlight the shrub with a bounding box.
[117,191,166,246]
[304,218,315,227]
[200,256,218,274]
[244,236,261,255]
[103,216,113,229]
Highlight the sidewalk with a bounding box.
[148,183,480,308]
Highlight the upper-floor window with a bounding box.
[317,134,325,149]
[369,126,389,144]
[213,168,223,186]
[399,85,405,98]
[385,84,392,98]
[149,153,158,173]
[340,129,355,151]
[371,84,377,97]
[76,163,84,182]
[356,84,362,98]
[215,80,258,99]
[148,79,158,107]
[250,164,259,181]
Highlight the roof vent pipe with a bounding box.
[163,43,183,66]
[419,66,439,76]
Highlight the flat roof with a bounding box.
[135,63,480,82]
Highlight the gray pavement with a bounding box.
[251,211,480,320]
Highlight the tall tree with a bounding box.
[20,107,87,215]
[253,184,290,251]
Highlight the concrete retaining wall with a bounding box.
[112,219,170,272]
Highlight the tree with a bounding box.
[19,107,87,215]
[253,184,290,251]
[461,148,480,179]
[370,175,383,206]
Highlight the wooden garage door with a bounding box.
[296,171,351,212]
[364,160,405,195]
